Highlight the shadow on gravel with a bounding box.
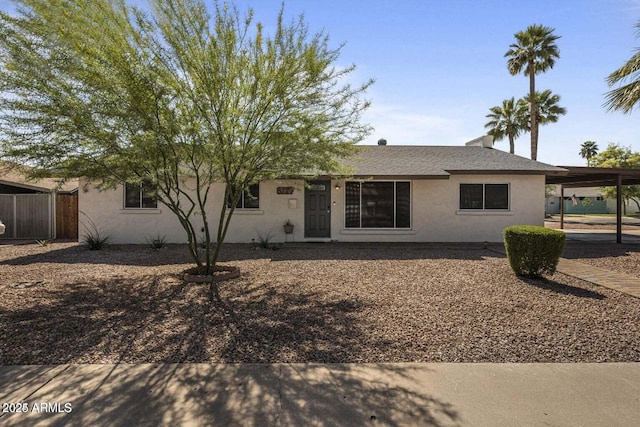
[0,244,195,267]
[0,275,209,365]
[518,277,606,300]
[0,273,390,365]
[0,242,499,267]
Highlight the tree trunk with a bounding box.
[508,134,515,154]
[529,60,538,161]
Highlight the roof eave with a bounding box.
[447,169,568,176]
[0,179,51,192]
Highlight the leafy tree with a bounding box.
[592,143,640,214]
[505,24,560,160]
[604,21,640,113]
[579,141,599,166]
[0,0,372,274]
[484,97,528,154]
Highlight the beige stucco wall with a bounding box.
[78,178,307,245]
[78,179,192,244]
[332,174,545,243]
[79,174,545,244]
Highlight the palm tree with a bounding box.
[579,141,599,166]
[484,97,528,154]
[604,21,640,113]
[505,24,560,160]
[518,90,567,147]
[531,89,567,124]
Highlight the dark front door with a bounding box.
[305,180,331,238]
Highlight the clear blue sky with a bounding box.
[1,0,639,166]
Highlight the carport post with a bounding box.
[617,173,622,244]
[560,185,564,229]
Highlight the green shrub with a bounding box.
[83,230,110,250]
[145,234,167,249]
[503,225,566,278]
[80,211,110,250]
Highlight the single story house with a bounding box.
[78,138,566,244]
[0,163,79,240]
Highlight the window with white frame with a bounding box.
[459,183,509,210]
[345,181,411,228]
[124,181,157,209]
[227,183,260,209]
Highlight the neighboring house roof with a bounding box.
[0,163,78,193]
[341,145,567,179]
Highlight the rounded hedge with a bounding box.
[503,225,566,278]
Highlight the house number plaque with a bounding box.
[277,186,294,195]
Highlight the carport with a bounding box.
[546,166,640,243]
[0,164,78,240]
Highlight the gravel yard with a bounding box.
[1,241,639,364]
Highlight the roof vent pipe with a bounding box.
[377,138,387,146]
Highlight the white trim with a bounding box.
[119,209,162,214]
[455,210,514,216]
[340,229,417,235]
[231,209,264,215]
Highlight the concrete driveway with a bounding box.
[1,363,640,426]
[546,214,640,227]
[546,215,640,243]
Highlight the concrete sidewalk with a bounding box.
[562,228,640,243]
[1,363,639,426]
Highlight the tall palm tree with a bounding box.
[484,97,528,154]
[579,141,599,166]
[505,24,560,160]
[531,89,567,124]
[518,90,567,147]
[604,21,640,113]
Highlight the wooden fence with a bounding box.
[56,193,78,239]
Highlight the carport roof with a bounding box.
[0,163,78,193]
[545,166,640,244]
[545,166,640,187]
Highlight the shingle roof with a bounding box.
[0,163,78,193]
[341,146,567,178]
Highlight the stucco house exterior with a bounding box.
[78,141,566,244]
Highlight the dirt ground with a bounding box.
[1,241,639,364]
